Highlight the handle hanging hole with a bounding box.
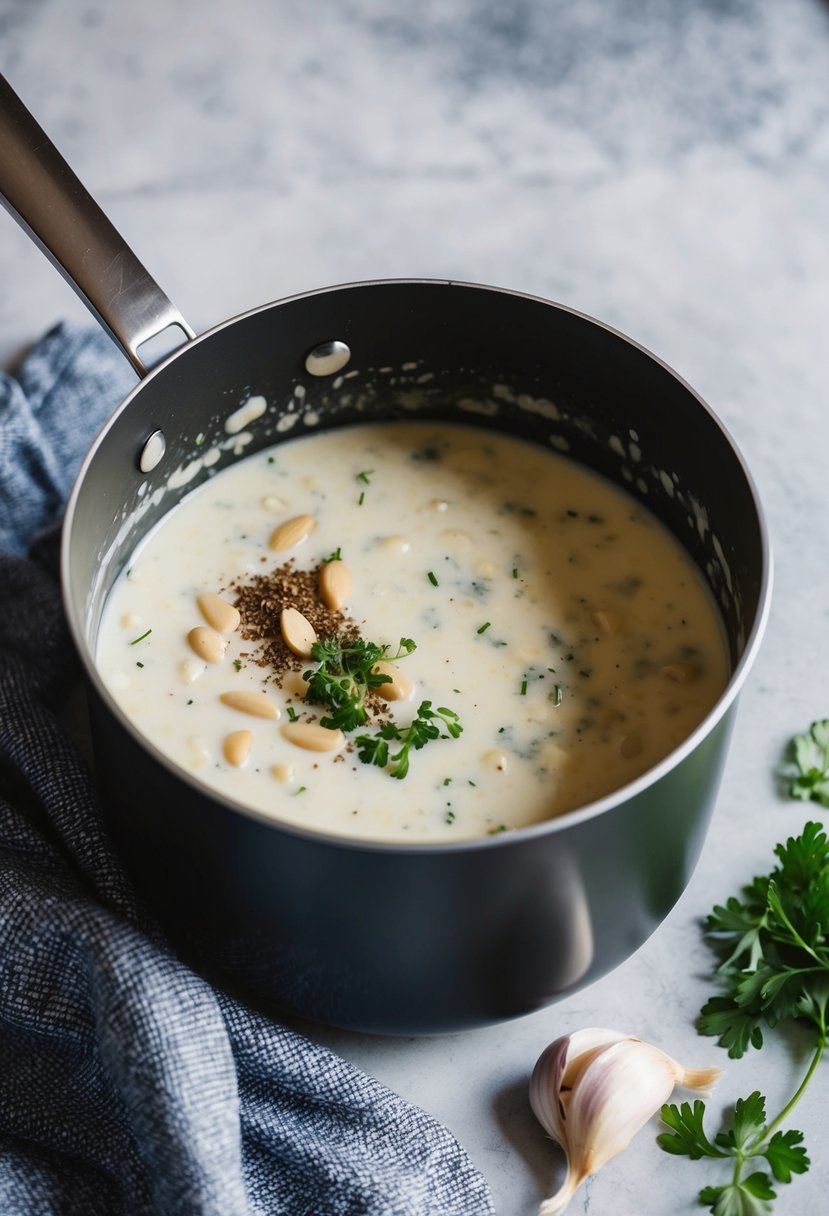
[305,340,351,377]
[139,429,166,473]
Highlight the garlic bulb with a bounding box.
[529,1028,721,1215]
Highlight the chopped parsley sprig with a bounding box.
[302,635,415,732]
[354,701,463,779]
[658,815,829,1213]
[302,633,462,777]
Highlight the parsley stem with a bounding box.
[759,1033,826,1147]
[767,925,829,971]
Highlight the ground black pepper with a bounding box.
[230,559,358,684]
[229,560,391,723]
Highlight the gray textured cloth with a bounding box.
[0,325,495,1216]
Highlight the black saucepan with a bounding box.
[0,76,771,1033]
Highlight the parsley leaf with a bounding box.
[698,822,829,1057]
[355,700,463,779]
[763,1129,810,1183]
[657,1101,727,1160]
[714,1092,767,1154]
[783,720,829,805]
[697,997,764,1058]
[661,1093,804,1216]
[302,636,415,732]
[698,1172,776,1216]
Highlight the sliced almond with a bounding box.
[379,534,411,555]
[318,558,352,610]
[178,658,205,685]
[620,733,643,759]
[372,660,414,702]
[280,607,318,658]
[592,609,624,637]
[197,592,240,633]
[282,670,310,698]
[186,736,211,769]
[268,513,316,552]
[661,662,701,683]
[223,729,252,766]
[187,626,228,665]
[482,748,509,773]
[281,721,345,752]
[220,690,280,720]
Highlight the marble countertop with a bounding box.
[3,1,829,1212]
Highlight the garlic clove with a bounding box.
[530,1028,628,1149]
[530,1029,721,1216]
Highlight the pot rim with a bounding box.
[61,276,773,856]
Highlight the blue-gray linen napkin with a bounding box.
[0,324,496,1216]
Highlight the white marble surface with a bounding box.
[3,1,829,1212]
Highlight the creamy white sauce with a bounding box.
[97,422,728,842]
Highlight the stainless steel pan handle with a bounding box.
[0,75,194,377]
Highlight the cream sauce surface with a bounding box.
[97,421,729,841]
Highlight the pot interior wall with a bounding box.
[67,282,762,668]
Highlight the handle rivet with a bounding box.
[304,340,351,377]
[139,429,166,473]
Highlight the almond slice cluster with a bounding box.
[187,514,358,772]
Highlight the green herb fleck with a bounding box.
[129,628,152,646]
[135,661,144,668]
[356,469,374,484]
[358,491,365,506]
[322,547,343,564]
[445,810,456,825]
[477,622,492,635]
[443,777,452,786]
[293,785,307,796]
[427,571,439,587]
[512,567,519,579]
[267,455,275,464]
[186,699,193,706]
[552,684,563,706]
[488,824,507,835]
[286,705,299,722]
[233,658,243,672]
[520,678,528,696]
